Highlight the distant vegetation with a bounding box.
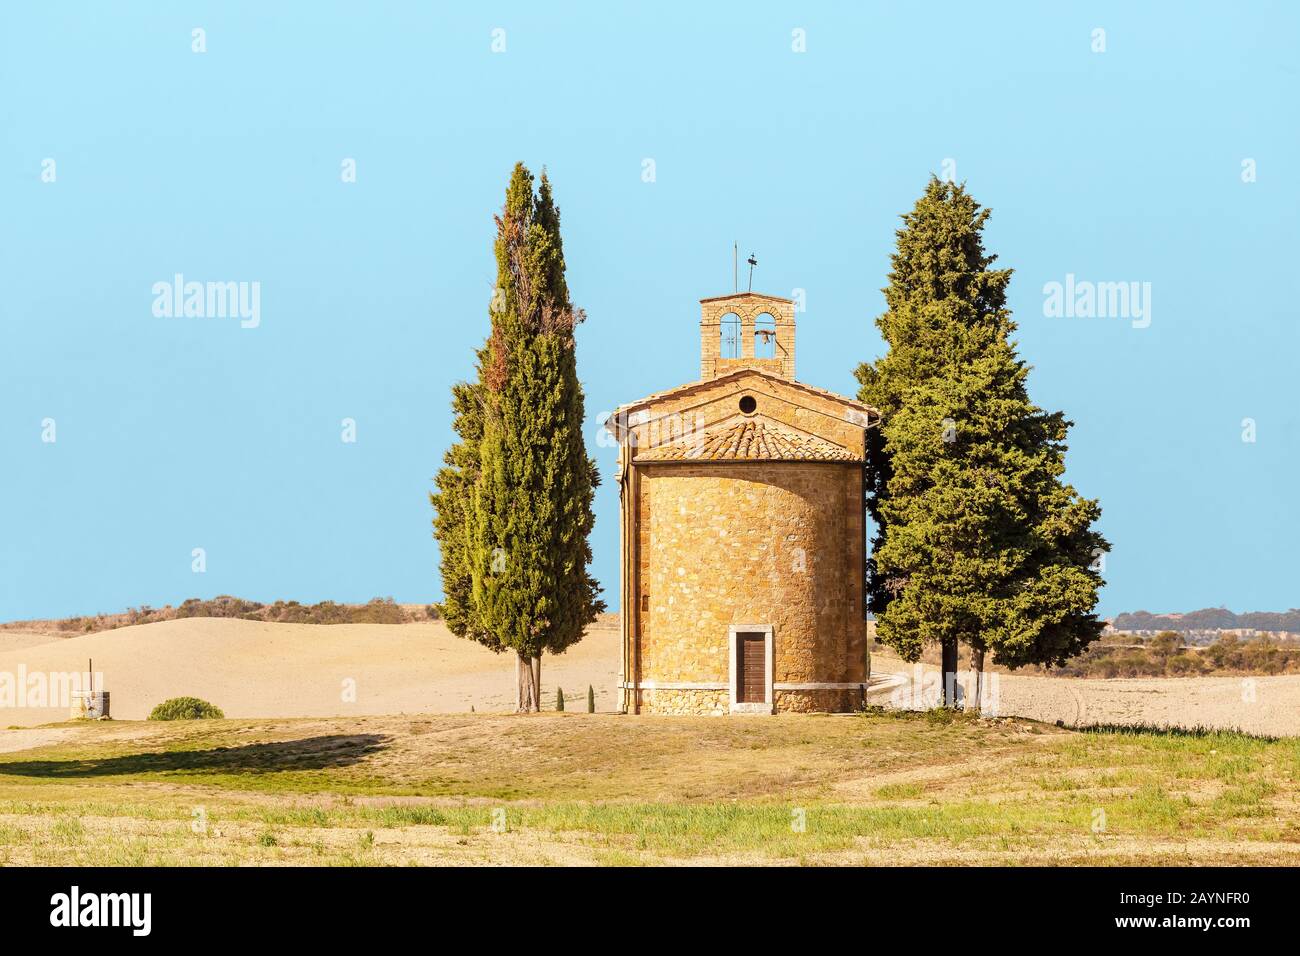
[4,596,440,636]
[148,697,225,720]
[887,627,1300,679]
[1051,631,1300,678]
[175,596,424,626]
[1113,607,1300,633]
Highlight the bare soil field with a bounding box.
[0,618,620,727]
[3,619,1300,736]
[868,649,1300,738]
[0,631,62,654]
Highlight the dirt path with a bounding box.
[0,728,80,753]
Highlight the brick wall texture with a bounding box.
[634,462,868,714]
[614,292,878,716]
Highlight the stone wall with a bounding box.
[632,461,867,714]
[775,688,865,714]
[636,688,728,716]
[634,687,868,716]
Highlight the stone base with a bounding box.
[634,686,865,715]
[774,688,865,713]
[637,688,728,716]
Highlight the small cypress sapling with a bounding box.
[556,687,565,711]
[587,684,595,713]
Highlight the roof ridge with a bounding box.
[610,367,879,419]
[635,414,860,463]
[698,291,794,304]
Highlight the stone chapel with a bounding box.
[604,291,881,715]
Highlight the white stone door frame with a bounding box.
[728,624,774,715]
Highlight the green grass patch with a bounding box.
[0,713,1296,865]
[873,782,926,799]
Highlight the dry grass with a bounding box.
[0,712,1297,866]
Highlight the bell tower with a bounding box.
[698,292,796,382]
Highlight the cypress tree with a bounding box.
[556,687,565,711]
[470,163,604,712]
[431,371,496,648]
[856,177,1109,709]
[586,684,595,713]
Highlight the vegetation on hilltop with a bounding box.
[2,596,439,636]
[883,629,1300,678]
[1053,630,1300,678]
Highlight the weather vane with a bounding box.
[747,254,758,292]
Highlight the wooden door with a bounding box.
[736,632,766,703]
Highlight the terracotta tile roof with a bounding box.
[636,417,861,463]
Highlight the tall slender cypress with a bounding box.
[434,163,602,711]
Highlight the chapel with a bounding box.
[605,291,880,714]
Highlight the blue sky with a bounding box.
[2,2,1296,622]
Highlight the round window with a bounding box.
[739,395,757,415]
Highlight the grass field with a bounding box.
[0,711,1297,866]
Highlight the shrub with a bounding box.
[1168,653,1207,676]
[556,687,565,712]
[126,605,160,626]
[587,684,595,713]
[176,595,264,619]
[148,696,225,721]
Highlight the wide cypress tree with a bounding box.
[856,177,1108,709]
[468,163,604,712]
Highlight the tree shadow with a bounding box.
[0,734,390,779]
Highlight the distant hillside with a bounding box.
[1,597,621,639]
[0,596,437,636]
[1113,608,1300,633]
[0,614,623,726]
